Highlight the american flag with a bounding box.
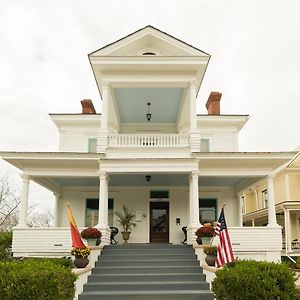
[214,208,234,267]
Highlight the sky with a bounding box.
[0,0,300,213]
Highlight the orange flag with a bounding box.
[67,204,86,249]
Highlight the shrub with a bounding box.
[0,231,12,261]
[0,259,77,300]
[212,260,297,300]
[295,257,300,269]
[27,257,73,268]
[81,227,101,239]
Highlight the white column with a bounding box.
[101,83,109,131]
[189,82,197,130]
[251,219,255,227]
[96,171,110,245]
[97,82,109,153]
[17,174,30,227]
[187,171,201,244]
[53,192,60,227]
[285,209,291,252]
[266,175,279,227]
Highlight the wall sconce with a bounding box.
[146,175,151,182]
[146,102,152,122]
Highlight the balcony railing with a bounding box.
[107,134,190,148]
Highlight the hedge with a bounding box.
[212,260,297,300]
[0,231,12,261]
[0,259,77,300]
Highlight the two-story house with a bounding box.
[1,26,297,262]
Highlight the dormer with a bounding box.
[89,26,210,153]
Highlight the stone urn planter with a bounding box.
[121,231,131,244]
[71,247,91,269]
[73,256,89,268]
[203,246,218,267]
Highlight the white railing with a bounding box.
[107,134,190,148]
[12,227,76,257]
[291,241,300,251]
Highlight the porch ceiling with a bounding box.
[47,174,261,188]
[114,87,184,123]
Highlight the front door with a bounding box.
[150,202,169,243]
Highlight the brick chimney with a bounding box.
[81,99,96,114]
[205,92,222,115]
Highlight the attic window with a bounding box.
[142,52,156,56]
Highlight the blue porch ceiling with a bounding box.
[49,175,258,187]
[114,88,184,123]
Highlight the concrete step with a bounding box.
[99,254,196,261]
[87,273,207,282]
[104,244,191,250]
[95,259,199,267]
[83,281,210,292]
[92,265,203,274]
[78,290,214,300]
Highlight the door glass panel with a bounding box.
[152,209,167,233]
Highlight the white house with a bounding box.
[1,26,297,261]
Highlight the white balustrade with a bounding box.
[107,134,190,148]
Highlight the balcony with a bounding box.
[107,134,190,148]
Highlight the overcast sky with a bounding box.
[1,0,300,213]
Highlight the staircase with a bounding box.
[78,244,214,300]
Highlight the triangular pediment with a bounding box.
[89,25,209,57]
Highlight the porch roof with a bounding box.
[1,151,296,194]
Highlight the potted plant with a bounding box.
[203,245,218,266]
[115,205,136,244]
[195,224,214,245]
[71,247,91,268]
[81,227,101,246]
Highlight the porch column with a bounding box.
[251,219,255,227]
[53,192,60,227]
[187,171,201,244]
[189,82,201,152]
[284,208,291,252]
[96,171,110,245]
[189,82,197,130]
[17,174,30,227]
[266,175,279,227]
[97,82,109,153]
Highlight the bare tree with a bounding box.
[28,209,54,228]
[0,175,21,231]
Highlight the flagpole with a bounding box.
[209,203,226,247]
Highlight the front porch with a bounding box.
[243,201,300,256]
[12,226,282,262]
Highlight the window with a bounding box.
[200,139,210,152]
[150,191,169,199]
[85,198,114,227]
[241,196,245,214]
[199,199,217,224]
[262,190,268,208]
[88,138,97,153]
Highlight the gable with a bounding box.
[89,25,209,57]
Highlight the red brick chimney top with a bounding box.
[81,99,96,114]
[205,92,222,115]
